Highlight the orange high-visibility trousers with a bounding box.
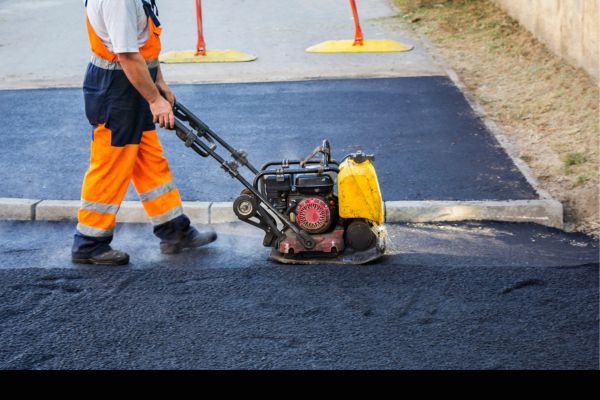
[76,123,183,239]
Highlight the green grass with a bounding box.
[562,152,588,175]
[574,174,591,187]
[562,152,587,167]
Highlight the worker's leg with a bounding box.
[132,129,217,252]
[132,129,188,237]
[72,123,139,257]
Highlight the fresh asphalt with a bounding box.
[0,220,597,369]
[0,77,537,202]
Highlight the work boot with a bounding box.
[72,248,130,266]
[160,226,217,254]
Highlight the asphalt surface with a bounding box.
[0,220,597,369]
[0,77,537,201]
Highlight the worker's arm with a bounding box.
[155,64,176,106]
[117,52,174,129]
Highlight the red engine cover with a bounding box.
[295,197,331,233]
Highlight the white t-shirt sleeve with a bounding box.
[100,0,141,53]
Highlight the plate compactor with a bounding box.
[172,102,386,264]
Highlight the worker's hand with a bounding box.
[149,96,175,129]
[156,81,176,107]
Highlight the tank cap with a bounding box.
[347,151,375,163]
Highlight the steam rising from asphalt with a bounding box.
[0,219,268,270]
[103,219,270,269]
[111,221,266,268]
[0,220,73,269]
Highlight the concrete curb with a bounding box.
[31,200,210,225]
[385,200,563,229]
[0,197,563,229]
[0,72,445,91]
[0,198,41,220]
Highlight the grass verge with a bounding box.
[391,0,599,236]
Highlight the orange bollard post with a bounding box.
[349,0,364,46]
[160,0,256,63]
[195,0,206,56]
[306,0,413,53]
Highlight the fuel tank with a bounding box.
[337,152,384,225]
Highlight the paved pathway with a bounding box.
[0,77,537,201]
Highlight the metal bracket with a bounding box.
[185,132,196,147]
[221,160,239,177]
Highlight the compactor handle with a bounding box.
[300,139,333,168]
[173,102,217,151]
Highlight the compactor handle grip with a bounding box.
[173,102,217,151]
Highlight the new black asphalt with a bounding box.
[0,77,537,201]
[0,220,597,369]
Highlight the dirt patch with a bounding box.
[391,0,599,236]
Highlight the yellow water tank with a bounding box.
[337,152,384,225]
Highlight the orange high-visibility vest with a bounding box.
[85,1,162,62]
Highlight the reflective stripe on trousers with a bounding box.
[77,199,121,237]
[76,223,114,238]
[137,180,184,225]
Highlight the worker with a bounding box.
[72,0,216,266]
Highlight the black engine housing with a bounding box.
[264,173,337,233]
